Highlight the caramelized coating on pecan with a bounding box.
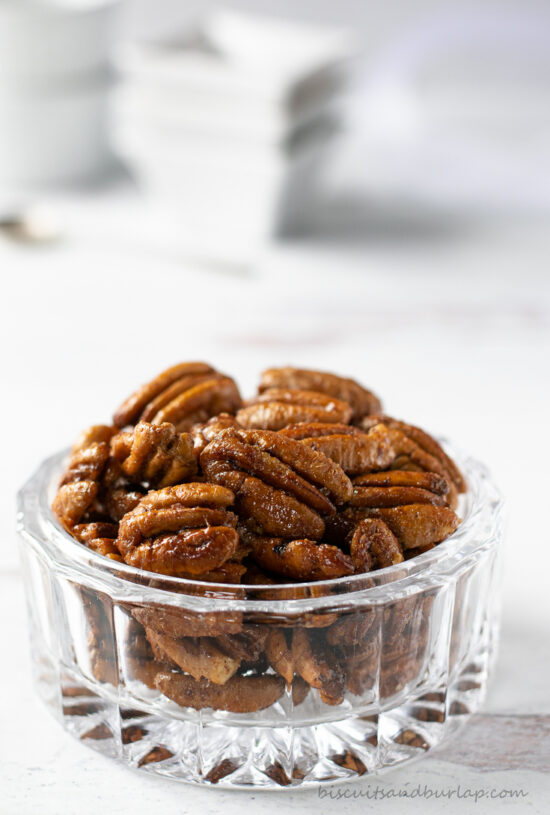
[237,388,353,430]
[73,522,122,561]
[249,537,354,581]
[350,519,404,571]
[326,609,377,647]
[201,428,352,510]
[259,367,381,420]
[116,483,239,575]
[53,426,113,530]
[333,505,460,551]
[291,628,345,705]
[361,415,466,493]
[113,362,242,431]
[111,421,196,487]
[144,628,240,685]
[155,672,286,713]
[265,629,294,685]
[281,422,394,476]
[190,413,241,456]
[132,605,242,638]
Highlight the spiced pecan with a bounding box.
[248,536,354,581]
[259,367,381,420]
[350,518,404,571]
[201,427,352,539]
[111,421,196,487]
[144,628,240,685]
[190,413,241,456]
[53,426,113,530]
[73,522,122,561]
[265,629,294,685]
[113,362,241,431]
[330,504,459,551]
[237,388,353,430]
[281,422,394,476]
[155,672,286,713]
[116,483,239,575]
[291,628,345,705]
[361,415,465,493]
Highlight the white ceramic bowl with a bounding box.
[0,0,121,88]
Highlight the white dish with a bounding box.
[0,0,121,88]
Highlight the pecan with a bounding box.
[265,629,294,685]
[349,471,449,508]
[132,605,242,638]
[281,422,394,476]
[116,483,239,575]
[332,505,460,551]
[201,428,352,539]
[113,362,241,431]
[215,626,268,662]
[111,421,196,487]
[291,628,345,705]
[155,672,286,713]
[248,537,354,581]
[190,413,241,456]
[144,628,240,685]
[350,519,404,571]
[326,609,377,646]
[73,522,122,561]
[237,388,353,430]
[259,367,381,420]
[53,427,113,530]
[361,415,465,493]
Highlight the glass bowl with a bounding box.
[17,446,503,789]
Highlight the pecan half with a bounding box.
[291,628,345,705]
[155,672,286,713]
[331,505,460,551]
[349,518,404,571]
[237,388,353,430]
[259,367,381,420]
[111,421,196,487]
[203,428,351,506]
[116,483,239,575]
[113,362,241,431]
[281,422,394,476]
[53,426,113,530]
[248,537,354,581]
[361,415,465,493]
[144,628,240,685]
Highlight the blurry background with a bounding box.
[2,0,550,800]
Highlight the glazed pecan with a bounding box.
[349,470,450,508]
[53,425,114,530]
[259,367,381,420]
[329,504,460,551]
[237,388,353,430]
[111,421,196,487]
[132,605,242,638]
[281,422,394,476]
[291,628,345,705]
[116,483,239,575]
[155,672,286,713]
[361,415,465,493]
[248,537,354,581]
[201,428,352,540]
[144,628,240,685]
[73,522,122,561]
[113,362,241,431]
[265,629,294,685]
[349,519,404,571]
[190,413,241,456]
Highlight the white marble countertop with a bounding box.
[2,192,550,813]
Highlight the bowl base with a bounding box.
[37,659,487,789]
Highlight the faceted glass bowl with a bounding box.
[17,447,503,788]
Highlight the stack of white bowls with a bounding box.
[0,0,120,187]
[111,11,354,262]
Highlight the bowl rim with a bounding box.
[17,443,504,610]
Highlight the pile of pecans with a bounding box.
[52,363,466,712]
[53,362,465,584]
